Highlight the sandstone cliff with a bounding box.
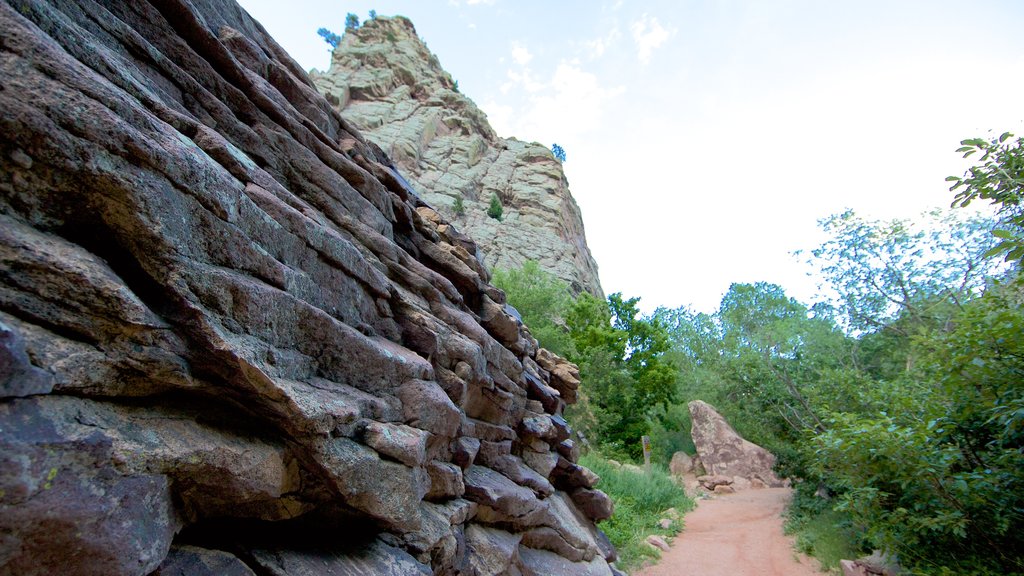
[0,1,617,574]
[312,16,604,297]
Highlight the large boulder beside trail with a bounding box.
[688,400,786,488]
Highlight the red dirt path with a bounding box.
[633,488,825,576]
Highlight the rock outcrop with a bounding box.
[0,1,614,574]
[312,16,603,297]
[688,400,786,489]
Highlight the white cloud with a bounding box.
[585,26,622,59]
[510,41,533,66]
[630,14,671,65]
[498,60,625,145]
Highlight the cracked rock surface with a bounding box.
[0,1,614,574]
[312,16,604,298]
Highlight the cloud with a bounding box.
[630,14,671,65]
[510,41,532,66]
[584,25,622,59]
[492,60,624,144]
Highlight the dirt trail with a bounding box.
[634,488,825,576]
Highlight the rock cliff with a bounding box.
[312,16,603,297]
[0,1,617,574]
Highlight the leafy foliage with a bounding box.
[317,27,340,49]
[551,143,566,162]
[345,12,359,30]
[487,193,503,220]
[491,261,575,357]
[368,9,376,19]
[452,195,464,216]
[948,132,1024,264]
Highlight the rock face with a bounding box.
[312,16,603,297]
[0,1,614,574]
[688,401,786,488]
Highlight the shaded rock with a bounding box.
[697,474,734,490]
[0,400,178,576]
[518,546,613,576]
[570,488,614,522]
[153,546,257,576]
[249,540,431,575]
[0,320,53,397]
[465,524,522,576]
[689,400,785,487]
[425,461,465,501]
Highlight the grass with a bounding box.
[580,452,695,572]
[784,487,862,573]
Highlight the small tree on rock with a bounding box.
[317,28,340,49]
[487,193,503,221]
[345,13,360,30]
[551,143,566,162]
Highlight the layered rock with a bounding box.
[688,400,786,489]
[312,16,603,297]
[0,1,613,574]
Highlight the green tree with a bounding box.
[345,12,360,30]
[317,27,340,49]
[567,293,677,459]
[487,193,503,221]
[948,132,1024,265]
[491,261,575,357]
[452,195,465,216]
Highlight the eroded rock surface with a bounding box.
[0,1,613,574]
[688,400,786,488]
[312,16,603,297]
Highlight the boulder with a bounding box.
[668,451,694,476]
[645,535,671,552]
[688,400,786,487]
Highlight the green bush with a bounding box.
[487,193,503,220]
[452,195,464,216]
[580,452,694,571]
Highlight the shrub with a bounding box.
[452,195,464,216]
[487,193,503,221]
[580,452,694,571]
[345,13,359,30]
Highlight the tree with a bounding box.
[551,143,566,162]
[487,193,503,221]
[948,132,1024,265]
[492,261,575,357]
[368,9,377,20]
[806,208,1001,335]
[317,27,340,49]
[566,292,677,459]
[452,195,464,216]
[345,12,360,30]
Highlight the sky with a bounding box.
[237,0,1024,313]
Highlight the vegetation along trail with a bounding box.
[635,488,824,576]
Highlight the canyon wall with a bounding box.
[0,1,617,574]
[312,16,603,297]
